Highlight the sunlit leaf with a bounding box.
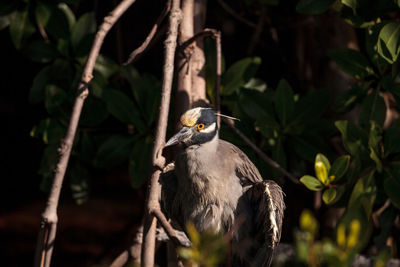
[300,175,324,191]
[335,120,368,156]
[221,57,261,96]
[359,90,386,128]
[330,48,374,79]
[377,22,400,64]
[329,155,350,181]
[9,8,35,49]
[71,12,96,49]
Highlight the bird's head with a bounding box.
[165,107,218,147]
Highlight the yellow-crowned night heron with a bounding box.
[161,107,285,266]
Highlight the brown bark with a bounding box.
[191,0,208,107]
[141,0,182,266]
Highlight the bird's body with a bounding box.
[161,107,285,266]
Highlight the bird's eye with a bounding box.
[197,123,205,130]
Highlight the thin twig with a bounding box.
[217,0,256,28]
[221,117,299,184]
[33,1,137,267]
[141,0,182,266]
[123,0,172,65]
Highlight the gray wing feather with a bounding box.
[245,180,285,267]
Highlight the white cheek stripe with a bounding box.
[265,183,279,246]
[201,122,216,133]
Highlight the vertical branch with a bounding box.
[34,1,137,266]
[215,31,221,127]
[141,0,182,266]
[175,0,194,130]
[191,0,208,106]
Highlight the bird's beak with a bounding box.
[165,126,193,147]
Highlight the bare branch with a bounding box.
[124,0,172,65]
[174,0,194,129]
[215,31,221,127]
[217,0,256,28]
[221,117,300,184]
[191,0,208,106]
[141,0,182,266]
[152,209,191,247]
[34,1,137,266]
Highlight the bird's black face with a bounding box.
[165,108,218,147]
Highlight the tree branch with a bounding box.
[215,30,221,127]
[123,0,172,65]
[33,1,137,267]
[152,209,191,247]
[141,0,182,266]
[221,117,300,184]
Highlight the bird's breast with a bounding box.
[175,147,242,233]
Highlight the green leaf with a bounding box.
[330,49,374,79]
[9,8,35,49]
[243,78,267,92]
[377,22,400,64]
[95,55,118,79]
[334,83,369,113]
[94,135,134,169]
[292,91,329,124]
[25,41,58,63]
[221,57,261,96]
[335,120,368,156]
[315,153,331,173]
[368,122,383,172]
[35,2,52,28]
[348,170,376,217]
[300,175,324,191]
[322,188,337,205]
[102,89,136,123]
[342,0,358,13]
[71,12,96,49]
[329,155,350,181]
[359,90,386,128]
[30,66,52,103]
[274,79,294,126]
[46,4,75,40]
[45,84,67,115]
[315,153,330,185]
[296,0,336,14]
[383,119,400,157]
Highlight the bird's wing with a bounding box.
[159,163,181,224]
[245,180,285,267]
[219,140,263,185]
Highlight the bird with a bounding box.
[160,107,285,266]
